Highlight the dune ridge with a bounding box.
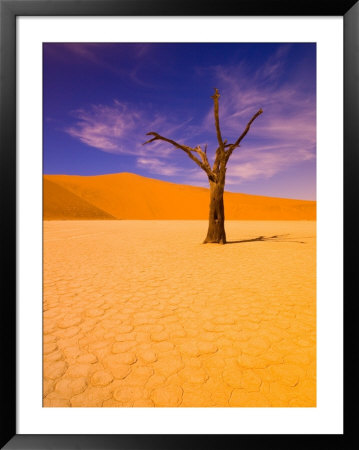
[44,172,316,220]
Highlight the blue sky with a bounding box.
[43,43,316,200]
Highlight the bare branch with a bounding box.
[225,108,263,163]
[191,145,212,170]
[211,88,225,152]
[144,132,193,153]
[143,132,216,181]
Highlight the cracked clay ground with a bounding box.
[43,220,316,407]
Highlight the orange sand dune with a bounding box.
[44,173,316,220]
[43,179,114,220]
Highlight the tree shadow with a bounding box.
[226,234,306,244]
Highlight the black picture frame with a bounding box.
[1,0,357,448]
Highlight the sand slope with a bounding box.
[44,173,316,220]
[43,179,115,220]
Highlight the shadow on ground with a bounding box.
[227,234,306,244]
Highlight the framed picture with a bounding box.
[1,0,357,448]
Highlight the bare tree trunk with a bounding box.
[203,178,226,244]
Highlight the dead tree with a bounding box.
[144,88,263,244]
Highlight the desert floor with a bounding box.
[43,220,316,407]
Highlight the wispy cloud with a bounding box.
[136,157,181,176]
[65,100,193,159]
[50,43,156,88]
[62,43,103,64]
[136,157,209,186]
[66,101,141,153]
[226,143,315,184]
